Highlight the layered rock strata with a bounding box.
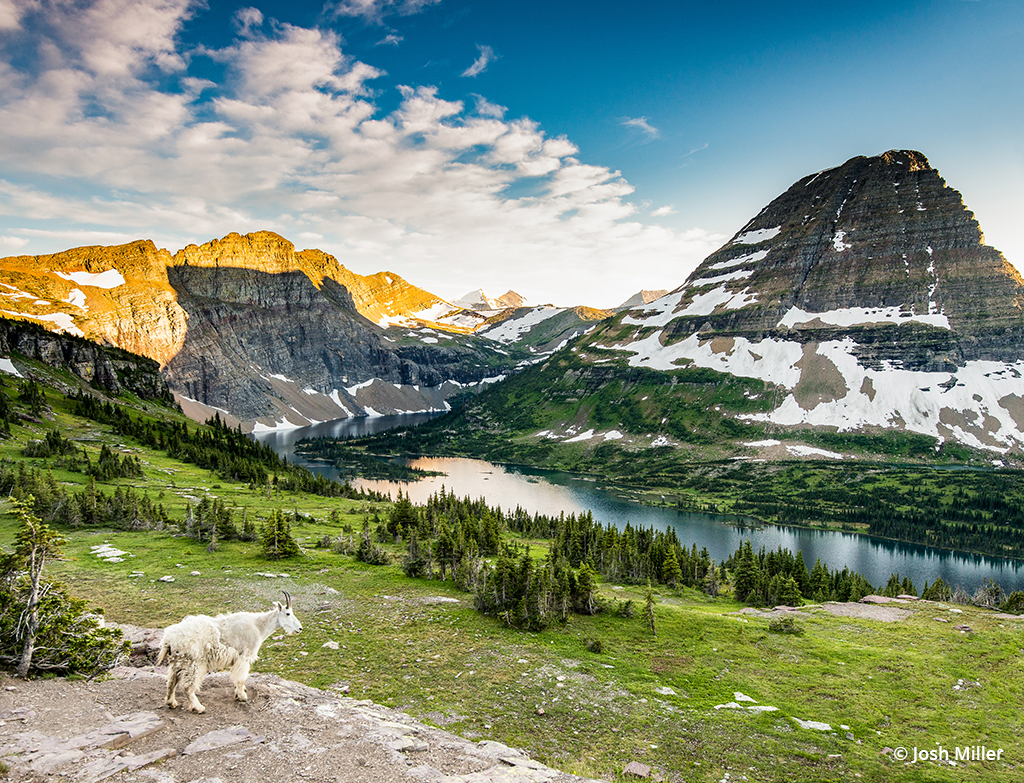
[594,150,1024,452]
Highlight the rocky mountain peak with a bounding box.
[597,150,1024,453]
[666,148,1022,354]
[172,231,297,273]
[616,289,670,310]
[496,290,528,308]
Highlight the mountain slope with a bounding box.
[425,150,1024,461]
[0,240,187,365]
[596,150,1024,453]
[0,232,511,427]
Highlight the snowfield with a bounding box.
[53,268,125,288]
[601,322,1024,452]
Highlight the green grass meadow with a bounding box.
[2,370,1024,782]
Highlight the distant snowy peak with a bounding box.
[453,288,528,311]
[453,289,500,311]
[591,149,1024,454]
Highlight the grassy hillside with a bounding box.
[1,353,1024,782]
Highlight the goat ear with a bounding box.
[274,601,282,610]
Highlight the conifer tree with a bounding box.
[261,509,301,560]
[809,557,830,601]
[6,496,66,677]
[19,378,46,419]
[777,575,803,607]
[661,546,683,588]
[732,541,758,602]
[644,580,657,637]
[575,562,599,615]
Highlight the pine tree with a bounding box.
[661,547,683,588]
[575,562,599,615]
[643,580,657,637]
[18,378,46,419]
[6,496,66,677]
[809,557,830,601]
[777,575,803,607]
[732,541,758,602]
[261,510,301,560]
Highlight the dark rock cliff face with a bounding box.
[661,150,1024,369]
[0,317,171,400]
[585,150,1024,453]
[164,266,500,421]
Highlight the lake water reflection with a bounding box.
[255,416,1024,594]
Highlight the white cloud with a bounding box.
[233,7,264,37]
[328,0,441,24]
[1,234,28,249]
[622,116,659,139]
[0,0,24,31]
[461,44,496,78]
[651,205,676,217]
[473,94,506,118]
[0,1,720,307]
[376,33,402,46]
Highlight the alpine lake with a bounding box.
[254,413,1024,594]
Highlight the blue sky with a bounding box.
[0,0,1021,308]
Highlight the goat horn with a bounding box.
[282,591,291,608]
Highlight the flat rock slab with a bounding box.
[76,746,178,783]
[0,668,609,783]
[623,760,652,777]
[183,726,265,755]
[792,717,832,731]
[858,595,908,605]
[1,711,167,780]
[819,602,912,622]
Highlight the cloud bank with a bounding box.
[0,0,719,306]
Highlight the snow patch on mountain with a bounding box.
[733,227,781,245]
[53,269,126,288]
[1,309,84,337]
[480,306,566,343]
[604,320,1024,451]
[689,268,754,287]
[778,305,950,330]
[65,288,87,310]
[708,249,770,271]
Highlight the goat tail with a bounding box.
[156,639,169,666]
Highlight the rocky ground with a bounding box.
[0,648,608,783]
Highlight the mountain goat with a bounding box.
[158,591,302,713]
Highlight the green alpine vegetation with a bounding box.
[1,343,1024,782]
[335,345,1024,559]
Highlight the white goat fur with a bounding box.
[158,594,302,713]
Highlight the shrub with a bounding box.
[356,525,389,565]
[0,579,129,675]
[1001,590,1024,614]
[767,616,804,635]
